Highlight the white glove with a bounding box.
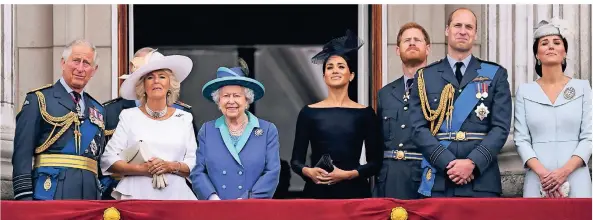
[208,193,221,200]
[159,174,167,189]
[152,174,169,189]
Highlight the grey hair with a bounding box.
[61,39,99,66]
[135,69,181,106]
[134,47,157,57]
[211,87,255,110]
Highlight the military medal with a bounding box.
[76,104,84,120]
[90,139,98,156]
[564,87,575,100]
[403,92,410,102]
[89,108,104,129]
[474,103,490,121]
[475,81,488,100]
[473,77,490,100]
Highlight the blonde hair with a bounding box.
[135,69,181,106]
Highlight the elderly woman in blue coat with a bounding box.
[190,60,280,200]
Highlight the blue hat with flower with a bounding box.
[202,58,265,102]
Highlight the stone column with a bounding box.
[1,4,17,200]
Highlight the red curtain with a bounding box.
[2,198,591,220]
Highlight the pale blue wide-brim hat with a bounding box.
[202,62,265,103]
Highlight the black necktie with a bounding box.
[455,62,464,84]
[406,79,413,92]
[72,92,81,104]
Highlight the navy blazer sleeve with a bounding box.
[409,73,457,172]
[12,93,42,200]
[466,67,512,174]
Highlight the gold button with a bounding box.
[398,143,403,147]
[404,106,408,111]
[401,124,406,129]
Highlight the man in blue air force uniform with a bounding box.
[99,47,197,200]
[409,8,512,197]
[12,39,106,200]
[374,22,432,200]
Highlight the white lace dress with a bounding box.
[101,107,198,200]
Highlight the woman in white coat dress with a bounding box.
[100,51,198,200]
[514,17,591,198]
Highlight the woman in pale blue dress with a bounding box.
[514,17,591,198]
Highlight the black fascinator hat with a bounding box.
[311,30,364,65]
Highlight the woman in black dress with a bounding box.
[290,30,382,199]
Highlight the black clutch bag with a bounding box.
[314,154,334,173]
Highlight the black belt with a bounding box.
[436,131,487,141]
[383,150,423,161]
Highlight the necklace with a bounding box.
[228,118,248,136]
[145,105,167,118]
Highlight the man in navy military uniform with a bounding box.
[12,39,106,200]
[374,22,431,200]
[99,47,197,199]
[409,8,512,197]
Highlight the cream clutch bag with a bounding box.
[122,140,153,164]
[120,140,168,189]
[540,182,570,197]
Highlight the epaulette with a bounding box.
[424,59,443,69]
[477,58,502,67]
[86,93,103,108]
[102,97,124,106]
[27,84,52,94]
[175,101,192,109]
[414,59,442,75]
